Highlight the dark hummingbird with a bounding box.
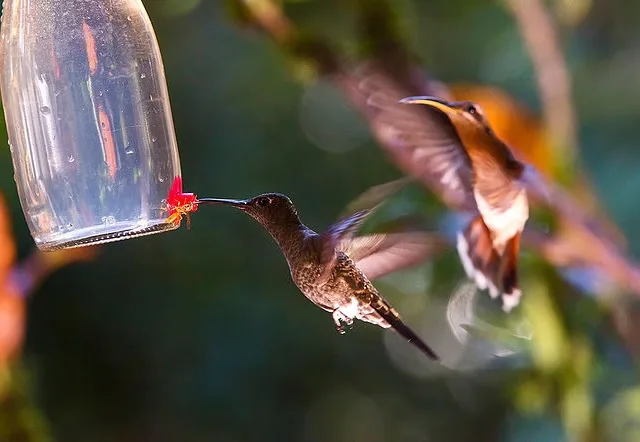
[360,85,540,312]
[197,179,442,360]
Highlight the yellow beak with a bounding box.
[399,96,456,116]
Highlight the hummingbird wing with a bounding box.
[471,148,527,214]
[342,232,446,281]
[316,178,410,276]
[338,177,411,217]
[358,73,476,211]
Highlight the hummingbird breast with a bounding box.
[474,187,529,250]
[289,252,391,326]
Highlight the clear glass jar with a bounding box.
[0,0,182,250]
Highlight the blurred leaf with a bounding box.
[523,276,567,373]
[561,381,593,441]
[560,338,594,441]
[0,366,53,442]
[553,0,593,27]
[602,386,640,442]
[514,377,551,415]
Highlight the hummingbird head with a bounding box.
[399,96,496,138]
[197,193,301,228]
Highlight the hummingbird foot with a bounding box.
[332,309,354,335]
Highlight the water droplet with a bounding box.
[140,73,146,79]
[40,105,50,114]
[67,223,73,229]
[158,175,165,183]
[126,15,132,21]
[151,137,157,143]
[125,148,134,155]
[67,154,75,163]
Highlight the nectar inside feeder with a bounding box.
[0,0,185,250]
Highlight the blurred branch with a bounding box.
[522,223,640,295]
[238,0,294,44]
[0,189,99,440]
[504,0,577,159]
[0,192,99,364]
[230,0,640,329]
[504,0,629,261]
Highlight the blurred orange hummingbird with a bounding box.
[362,86,543,312]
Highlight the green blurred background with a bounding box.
[2,0,640,440]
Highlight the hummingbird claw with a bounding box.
[332,309,354,334]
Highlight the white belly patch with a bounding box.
[474,189,529,248]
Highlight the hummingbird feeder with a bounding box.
[0,0,185,250]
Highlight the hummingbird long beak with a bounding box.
[196,198,248,210]
[399,96,455,116]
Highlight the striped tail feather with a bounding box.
[456,216,522,312]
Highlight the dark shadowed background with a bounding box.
[1,0,640,441]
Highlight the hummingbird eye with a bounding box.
[256,197,271,207]
[464,103,486,122]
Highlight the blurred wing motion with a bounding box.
[339,176,411,217]
[446,281,478,345]
[163,176,198,229]
[446,281,533,366]
[356,70,476,211]
[344,232,446,281]
[316,177,410,271]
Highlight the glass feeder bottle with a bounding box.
[0,0,183,250]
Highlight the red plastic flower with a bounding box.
[163,176,198,228]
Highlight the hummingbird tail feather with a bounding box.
[371,300,439,361]
[457,216,522,311]
[457,216,501,296]
[362,311,392,328]
[499,233,522,313]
